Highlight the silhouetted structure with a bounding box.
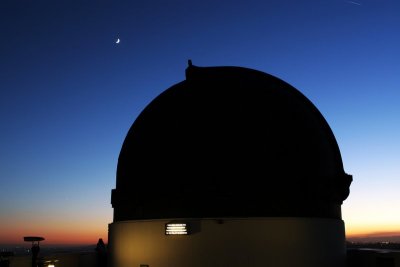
[109,63,352,267]
[95,238,107,267]
[23,236,44,267]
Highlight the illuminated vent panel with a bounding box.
[165,223,190,235]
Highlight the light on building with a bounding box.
[165,223,189,235]
[45,259,58,267]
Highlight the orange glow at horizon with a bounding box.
[342,183,400,240]
[346,225,400,238]
[0,227,108,246]
[0,213,110,245]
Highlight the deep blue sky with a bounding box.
[1,0,400,244]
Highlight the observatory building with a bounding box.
[109,63,352,267]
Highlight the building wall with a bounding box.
[109,217,346,267]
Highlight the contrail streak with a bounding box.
[347,1,362,5]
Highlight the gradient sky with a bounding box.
[1,0,399,245]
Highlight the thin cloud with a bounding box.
[347,1,362,6]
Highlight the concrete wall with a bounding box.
[109,217,346,267]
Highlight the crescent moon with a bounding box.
[116,38,120,44]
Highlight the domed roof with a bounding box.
[111,64,352,221]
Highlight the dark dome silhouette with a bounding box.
[111,63,352,221]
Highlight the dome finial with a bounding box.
[188,59,193,67]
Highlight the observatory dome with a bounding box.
[111,64,352,221]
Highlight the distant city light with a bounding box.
[165,223,189,235]
[48,265,55,267]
